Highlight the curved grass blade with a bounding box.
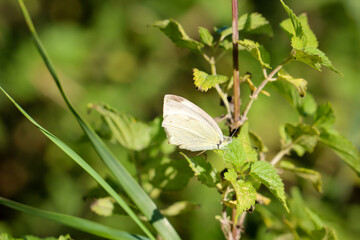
[0,197,149,240]
[0,87,155,240]
[17,1,180,239]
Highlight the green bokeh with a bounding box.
[0,0,359,239]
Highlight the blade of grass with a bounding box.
[17,1,180,239]
[0,197,149,240]
[0,87,155,240]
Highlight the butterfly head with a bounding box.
[218,136,232,150]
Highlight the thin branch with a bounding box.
[207,57,232,118]
[239,64,284,125]
[270,144,293,166]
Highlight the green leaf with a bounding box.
[280,13,317,48]
[89,104,154,151]
[224,169,256,221]
[280,123,319,156]
[153,19,204,53]
[217,137,247,172]
[198,27,213,46]
[238,39,271,69]
[160,201,199,217]
[220,12,273,40]
[313,103,335,129]
[193,68,228,91]
[250,161,289,212]
[272,80,316,116]
[18,2,180,239]
[0,87,154,239]
[319,128,360,176]
[292,47,341,74]
[181,153,220,188]
[0,197,149,240]
[150,157,193,191]
[277,69,307,97]
[238,122,258,163]
[280,1,341,74]
[249,131,268,153]
[90,197,115,217]
[280,161,322,193]
[280,0,304,39]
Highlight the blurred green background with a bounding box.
[0,0,359,239]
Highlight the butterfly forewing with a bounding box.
[162,94,226,151]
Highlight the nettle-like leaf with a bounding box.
[161,201,199,217]
[277,69,307,97]
[280,161,322,193]
[153,19,204,53]
[217,137,247,172]
[250,161,289,212]
[280,0,341,74]
[90,197,115,217]
[181,153,220,188]
[89,104,157,151]
[272,80,316,117]
[280,123,319,156]
[319,128,360,176]
[193,68,228,92]
[150,157,193,191]
[198,27,213,46]
[220,12,273,40]
[224,169,256,221]
[313,103,335,129]
[238,39,271,69]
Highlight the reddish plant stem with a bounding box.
[232,0,240,127]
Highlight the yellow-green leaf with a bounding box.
[238,39,271,69]
[90,197,115,217]
[193,68,228,92]
[277,69,307,97]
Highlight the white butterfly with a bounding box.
[162,94,232,152]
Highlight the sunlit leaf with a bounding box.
[277,69,307,97]
[216,137,247,172]
[280,161,322,193]
[90,197,115,217]
[181,153,220,188]
[280,0,341,74]
[238,39,271,69]
[198,27,213,46]
[153,19,204,53]
[319,128,360,176]
[250,161,289,212]
[160,201,199,217]
[280,123,319,156]
[193,68,228,92]
[224,169,256,221]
